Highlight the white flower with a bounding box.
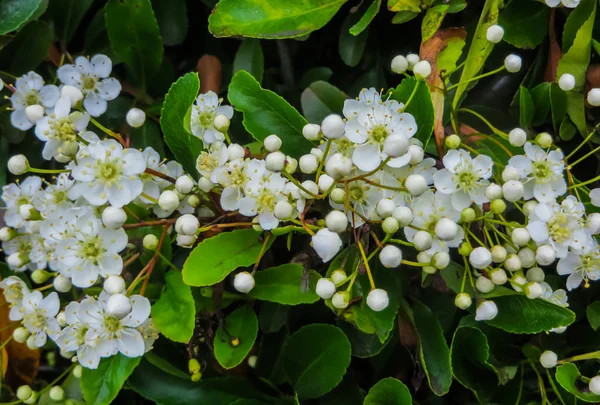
[196,141,229,180]
[80,292,150,359]
[135,147,162,205]
[557,241,600,290]
[57,55,121,116]
[344,100,417,171]
[215,159,266,211]
[190,91,234,146]
[590,188,600,207]
[343,88,383,119]
[55,301,101,369]
[433,149,493,210]
[507,142,566,203]
[238,172,288,230]
[312,229,342,262]
[56,214,128,288]
[33,173,75,214]
[540,282,569,307]
[20,291,61,348]
[0,276,30,321]
[10,72,60,130]
[2,176,42,228]
[70,140,146,207]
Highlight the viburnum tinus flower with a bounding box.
[10,72,60,130]
[2,176,42,229]
[20,291,61,348]
[507,142,566,203]
[69,139,146,207]
[0,276,30,321]
[557,240,600,290]
[57,55,121,116]
[55,214,128,288]
[34,97,90,160]
[433,149,493,211]
[55,300,102,368]
[190,91,234,146]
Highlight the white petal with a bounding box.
[91,54,113,78]
[121,295,151,327]
[97,78,121,101]
[39,85,60,108]
[83,93,107,117]
[353,143,381,172]
[118,329,145,357]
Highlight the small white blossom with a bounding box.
[10,72,60,130]
[190,91,234,146]
[20,291,61,348]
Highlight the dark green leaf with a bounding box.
[391,11,418,24]
[339,321,391,358]
[233,39,264,84]
[152,0,188,46]
[282,324,351,399]
[450,326,498,403]
[447,0,467,13]
[586,301,600,331]
[160,72,203,179]
[83,9,119,63]
[258,302,288,333]
[47,0,93,44]
[143,352,189,379]
[0,20,51,75]
[518,86,534,128]
[248,264,320,305]
[298,67,333,89]
[301,81,347,124]
[550,83,567,133]
[555,362,600,403]
[364,377,412,404]
[0,0,42,35]
[81,354,141,405]
[130,119,166,158]
[214,306,258,369]
[349,0,381,36]
[228,70,313,158]
[105,0,164,89]
[320,372,364,405]
[151,270,195,343]
[412,299,452,395]
[498,0,549,49]
[530,82,551,126]
[564,91,588,137]
[182,229,274,286]
[559,116,577,141]
[209,0,347,39]
[339,12,369,67]
[389,77,434,145]
[421,5,448,42]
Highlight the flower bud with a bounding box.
[284,156,298,174]
[539,350,558,368]
[248,355,258,368]
[331,269,347,284]
[302,123,321,141]
[458,241,473,256]
[405,174,428,196]
[518,247,536,268]
[491,245,507,263]
[325,153,353,179]
[107,294,131,319]
[376,199,395,218]
[391,55,408,74]
[25,104,44,124]
[274,200,293,220]
[61,85,83,106]
[331,291,350,309]
[535,132,553,148]
[214,114,230,132]
[318,174,334,193]
[413,230,432,251]
[175,214,200,236]
[102,206,127,229]
[321,114,345,139]
[126,108,146,128]
[524,281,543,299]
[510,271,527,292]
[485,183,502,200]
[73,365,83,378]
[325,210,348,233]
[558,73,575,91]
[56,311,67,327]
[0,226,16,242]
[445,134,461,149]
[19,204,40,221]
[589,376,600,395]
[7,253,28,268]
[504,54,522,73]
[379,245,402,268]
[475,300,498,321]
[587,88,600,106]
[187,195,201,208]
[104,275,126,295]
[502,181,524,202]
[158,190,180,212]
[504,254,522,272]
[406,53,420,68]
[382,217,400,234]
[476,276,495,293]
[393,206,413,227]
[535,245,556,266]
[435,218,458,241]
[264,134,282,152]
[432,252,450,269]
[469,247,492,269]
[176,234,197,248]
[49,386,65,401]
[228,143,245,161]
[175,175,195,195]
[454,293,472,310]
[13,327,29,343]
[502,166,520,182]
[330,188,346,204]
[300,180,318,199]
[299,154,318,174]
[511,228,530,247]
[486,24,504,43]
[197,177,213,192]
[265,151,286,172]
[367,289,389,312]
[8,154,29,175]
[508,128,527,147]
[311,147,324,162]
[523,200,538,216]
[17,386,33,401]
[490,199,507,214]
[143,234,159,250]
[489,268,508,285]
[460,208,476,223]
[23,391,39,405]
[527,267,545,283]
[383,134,409,157]
[234,271,255,293]
[312,229,342,262]
[408,144,424,164]
[31,269,51,284]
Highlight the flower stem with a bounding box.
[565,123,600,161]
[356,239,375,290]
[401,80,420,111]
[145,168,176,184]
[447,66,506,92]
[568,143,600,169]
[89,116,127,146]
[557,350,600,364]
[122,219,177,229]
[458,107,509,139]
[28,167,70,174]
[315,140,332,183]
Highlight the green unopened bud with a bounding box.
[535,132,553,148]
[49,386,64,401]
[458,241,473,256]
[188,358,201,374]
[490,199,506,214]
[330,188,346,204]
[284,156,298,174]
[187,195,201,208]
[213,114,230,133]
[24,391,39,405]
[191,371,203,382]
[13,327,29,343]
[460,208,476,223]
[143,234,159,250]
[31,269,52,284]
[17,385,32,401]
[454,292,472,309]
[73,365,83,378]
[382,217,399,234]
[445,134,461,149]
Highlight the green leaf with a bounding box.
[0,0,42,35]
[0,20,51,75]
[83,9,119,63]
[421,5,448,43]
[233,39,264,84]
[282,324,351,399]
[339,12,369,67]
[485,294,575,334]
[160,72,203,179]
[130,119,166,158]
[105,0,164,89]
[559,116,577,141]
[81,354,142,405]
[364,377,412,405]
[388,0,420,12]
[518,86,534,129]
[208,0,347,39]
[391,10,418,24]
[586,301,600,331]
[143,352,189,379]
[437,34,466,73]
[550,83,567,132]
[339,321,391,358]
[447,0,467,13]
[248,264,320,305]
[412,299,452,396]
[498,0,549,49]
[389,77,434,145]
[182,229,274,286]
[555,363,600,403]
[299,67,333,88]
[452,0,504,108]
[301,81,347,124]
[450,326,498,403]
[228,70,313,158]
[151,0,188,46]
[214,306,258,369]
[530,82,551,126]
[46,0,93,44]
[151,270,195,343]
[258,302,289,333]
[349,0,381,36]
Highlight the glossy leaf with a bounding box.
[0,0,42,35]
[228,70,313,158]
[214,306,258,369]
[160,72,203,179]
[349,0,381,36]
[233,39,264,83]
[530,82,551,126]
[421,5,448,42]
[182,229,273,286]
[152,0,188,46]
[555,362,600,403]
[248,264,320,305]
[412,300,452,396]
[151,270,195,343]
[0,20,51,75]
[364,377,412,404]
[301,81,347,124]
[518,86,534,129]
[559,116,577,141]
[498,0,549,49]
[299,67,334,88]
[450,326,498,403]
[339,321,391,358]
[105,0,164,89]
[209,0,347,39]
[586,301,600,331]
[81,354,142,405]
[389,77,435,145]
[550,83,567,132]
[282,324,351,399]
[339,12,369,67]
[47,0,94,44]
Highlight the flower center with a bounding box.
[6,284,24,303]
[82,76,96,90]
[196,152,219,174]
[348,185,365,202]
[104,315,121,333]
[97,161,122,184]
[51,118,77,142]
[79,236,104,262]
[197,109,215,127]
[369,124,389,144]
[258,191,277,211]
[457,170,477,191]
[25,312,46,330]
[548,214,570,243]
[532,161,554,183]
[229,166,246,187]
[25,92,39,106]
[335,138,352,156]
